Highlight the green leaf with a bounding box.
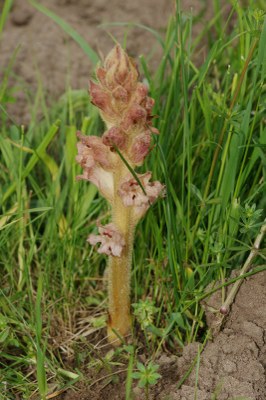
[1,120,61,204]
[197,40,221,88]
[136,362,146,373]
[138,378,147,388]
[132,372,142,379]
[171,312,186,330]
[148,373,161,384]
[0,328,10,343]
[0,0,14,39]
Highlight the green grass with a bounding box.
[0,1,266,399]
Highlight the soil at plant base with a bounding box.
[58,270,266,400]
[0,0,226,125]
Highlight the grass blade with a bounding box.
[1,119,61,204]
[0,0,14,40]
[29,0,99,65]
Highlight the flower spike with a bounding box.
[76,44,163,344]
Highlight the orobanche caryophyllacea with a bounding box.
[76,45,164,344]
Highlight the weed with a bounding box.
[132,361,161,400]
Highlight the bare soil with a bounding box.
[60,271,266,400]
[1,0,222,124]
[1,0,172,123]
[166,271,266,400]
[1,1,265,400]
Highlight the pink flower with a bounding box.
[76,132,117,202]
[127,83,155,127]
[129,131,151,165]
[133,83,149,103]
[102,127,127,150]
[89,80,113,116]
[118,172,164,219]
[77,167,114,203]
[89,79,126,127]
[89,45,157,134]
[112,85,129,102]
[120,104,147,131]
[76,132,116,170]
[88,223,125,257]
[104,45,138,90]
[150,127,160,135]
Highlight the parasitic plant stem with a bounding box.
[76,45,164,343]
[108,163,135,341]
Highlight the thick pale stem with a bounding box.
[107,164,135,343]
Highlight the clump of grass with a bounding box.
[0,1,265,398]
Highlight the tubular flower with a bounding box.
[128,131,151,165]
[76,132,117,202]
[76,131,116,170]
[102,126,127,150]
[88,223,125,257]
[76,44,164,344]
[118,172,164,220]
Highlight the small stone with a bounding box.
[223,328,234,335]
[220,306,228,315]
[11,6,33,26]
[157,353,177,366]
[132,386,143,399]
[222,360,237,373]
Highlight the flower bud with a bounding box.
[89,44,156,147]
[102,127,127,150]
[129,132,151,165]
[104,45,138,89]
[89,80,112,115]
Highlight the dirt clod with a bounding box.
[10,3,34,26]
[170,271,266,400]
[59,272,265,400]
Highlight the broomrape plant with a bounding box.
[76,45,164,343]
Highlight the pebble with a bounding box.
[11,6,33,26]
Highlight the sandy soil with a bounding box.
[165,271,266,400]
[1,0,219,124]
[1,0,172,123]
[61,271,266,400]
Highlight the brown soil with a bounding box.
[166,271,266,400]
[1,0,223,124]
[1,0,172,124]
[59,271,266,400]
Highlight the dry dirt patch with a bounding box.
[1,0,224,124]
[169,271,266,400]
[1,0,172,123]
[60,271,266,400]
